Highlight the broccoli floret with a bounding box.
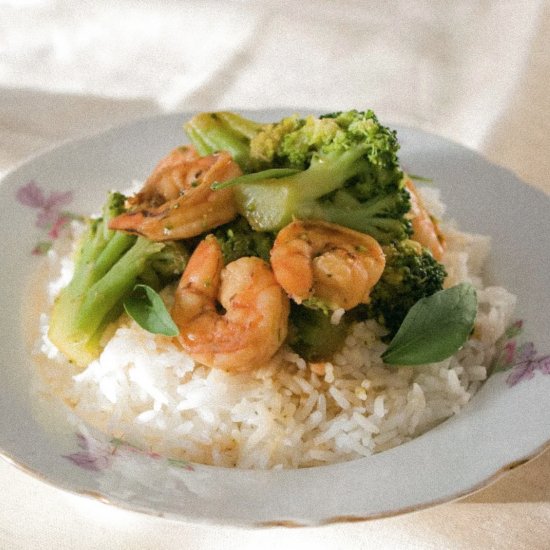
[212,216,274,264]
[185,110,411,244]
[48,192,188,367]
[363,239,447,337]
[288,303,352,362]
[138,240,190,290]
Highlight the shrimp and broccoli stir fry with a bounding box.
[48,109,447,370]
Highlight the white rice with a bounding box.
[34,189,517,469]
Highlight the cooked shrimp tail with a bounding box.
[270,220,386,310]
[172,235,290,371]
[109,148,241,241]
[405,179,446,261]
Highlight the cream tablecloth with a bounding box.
[1,1,550,548]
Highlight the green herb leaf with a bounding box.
[211,168,301,190]
[408,173,433,183]
[123,284,179,337]
[381,283,477,365]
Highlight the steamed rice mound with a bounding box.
[36,190,516,469]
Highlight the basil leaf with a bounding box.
[408,173,433,183]
[123,284,179,337]
[211,168,301,190]
[381,283,477,365]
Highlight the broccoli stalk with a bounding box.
[185,110,411,244]
[184,112,262,170]
[48,192,180,368]
[228,149,411,243]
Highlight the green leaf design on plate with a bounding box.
[382,283,477,365]
[123,284,179,337]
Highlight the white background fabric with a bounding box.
[1,1,549,547]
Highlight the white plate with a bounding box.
[1,111,549,527]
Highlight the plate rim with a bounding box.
[1,109,549,526]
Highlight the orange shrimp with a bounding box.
[270,220,386,310]
[109,147,241,241]
[405,179,446,261]
[171,235,290,371]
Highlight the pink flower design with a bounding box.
[17,181,73,221]
[17,180,77,254]
[506,344,550,387]
[16,181,47,208]
[503,341,516,365]
[64,433,194,473]
[491,320,550,387]
[63,434,112,471]
[48,214,72,239]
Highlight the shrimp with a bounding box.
[171,235,290,371]
[270,220,386,310]
[405,179,446,261]
[127,145,202,206]
[108,147,241,241]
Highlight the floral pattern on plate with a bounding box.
[3,113,550,524]
[17,180,80,254]
[17,177,550,480]
[491,320,550,386]
[65,432,194,472]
